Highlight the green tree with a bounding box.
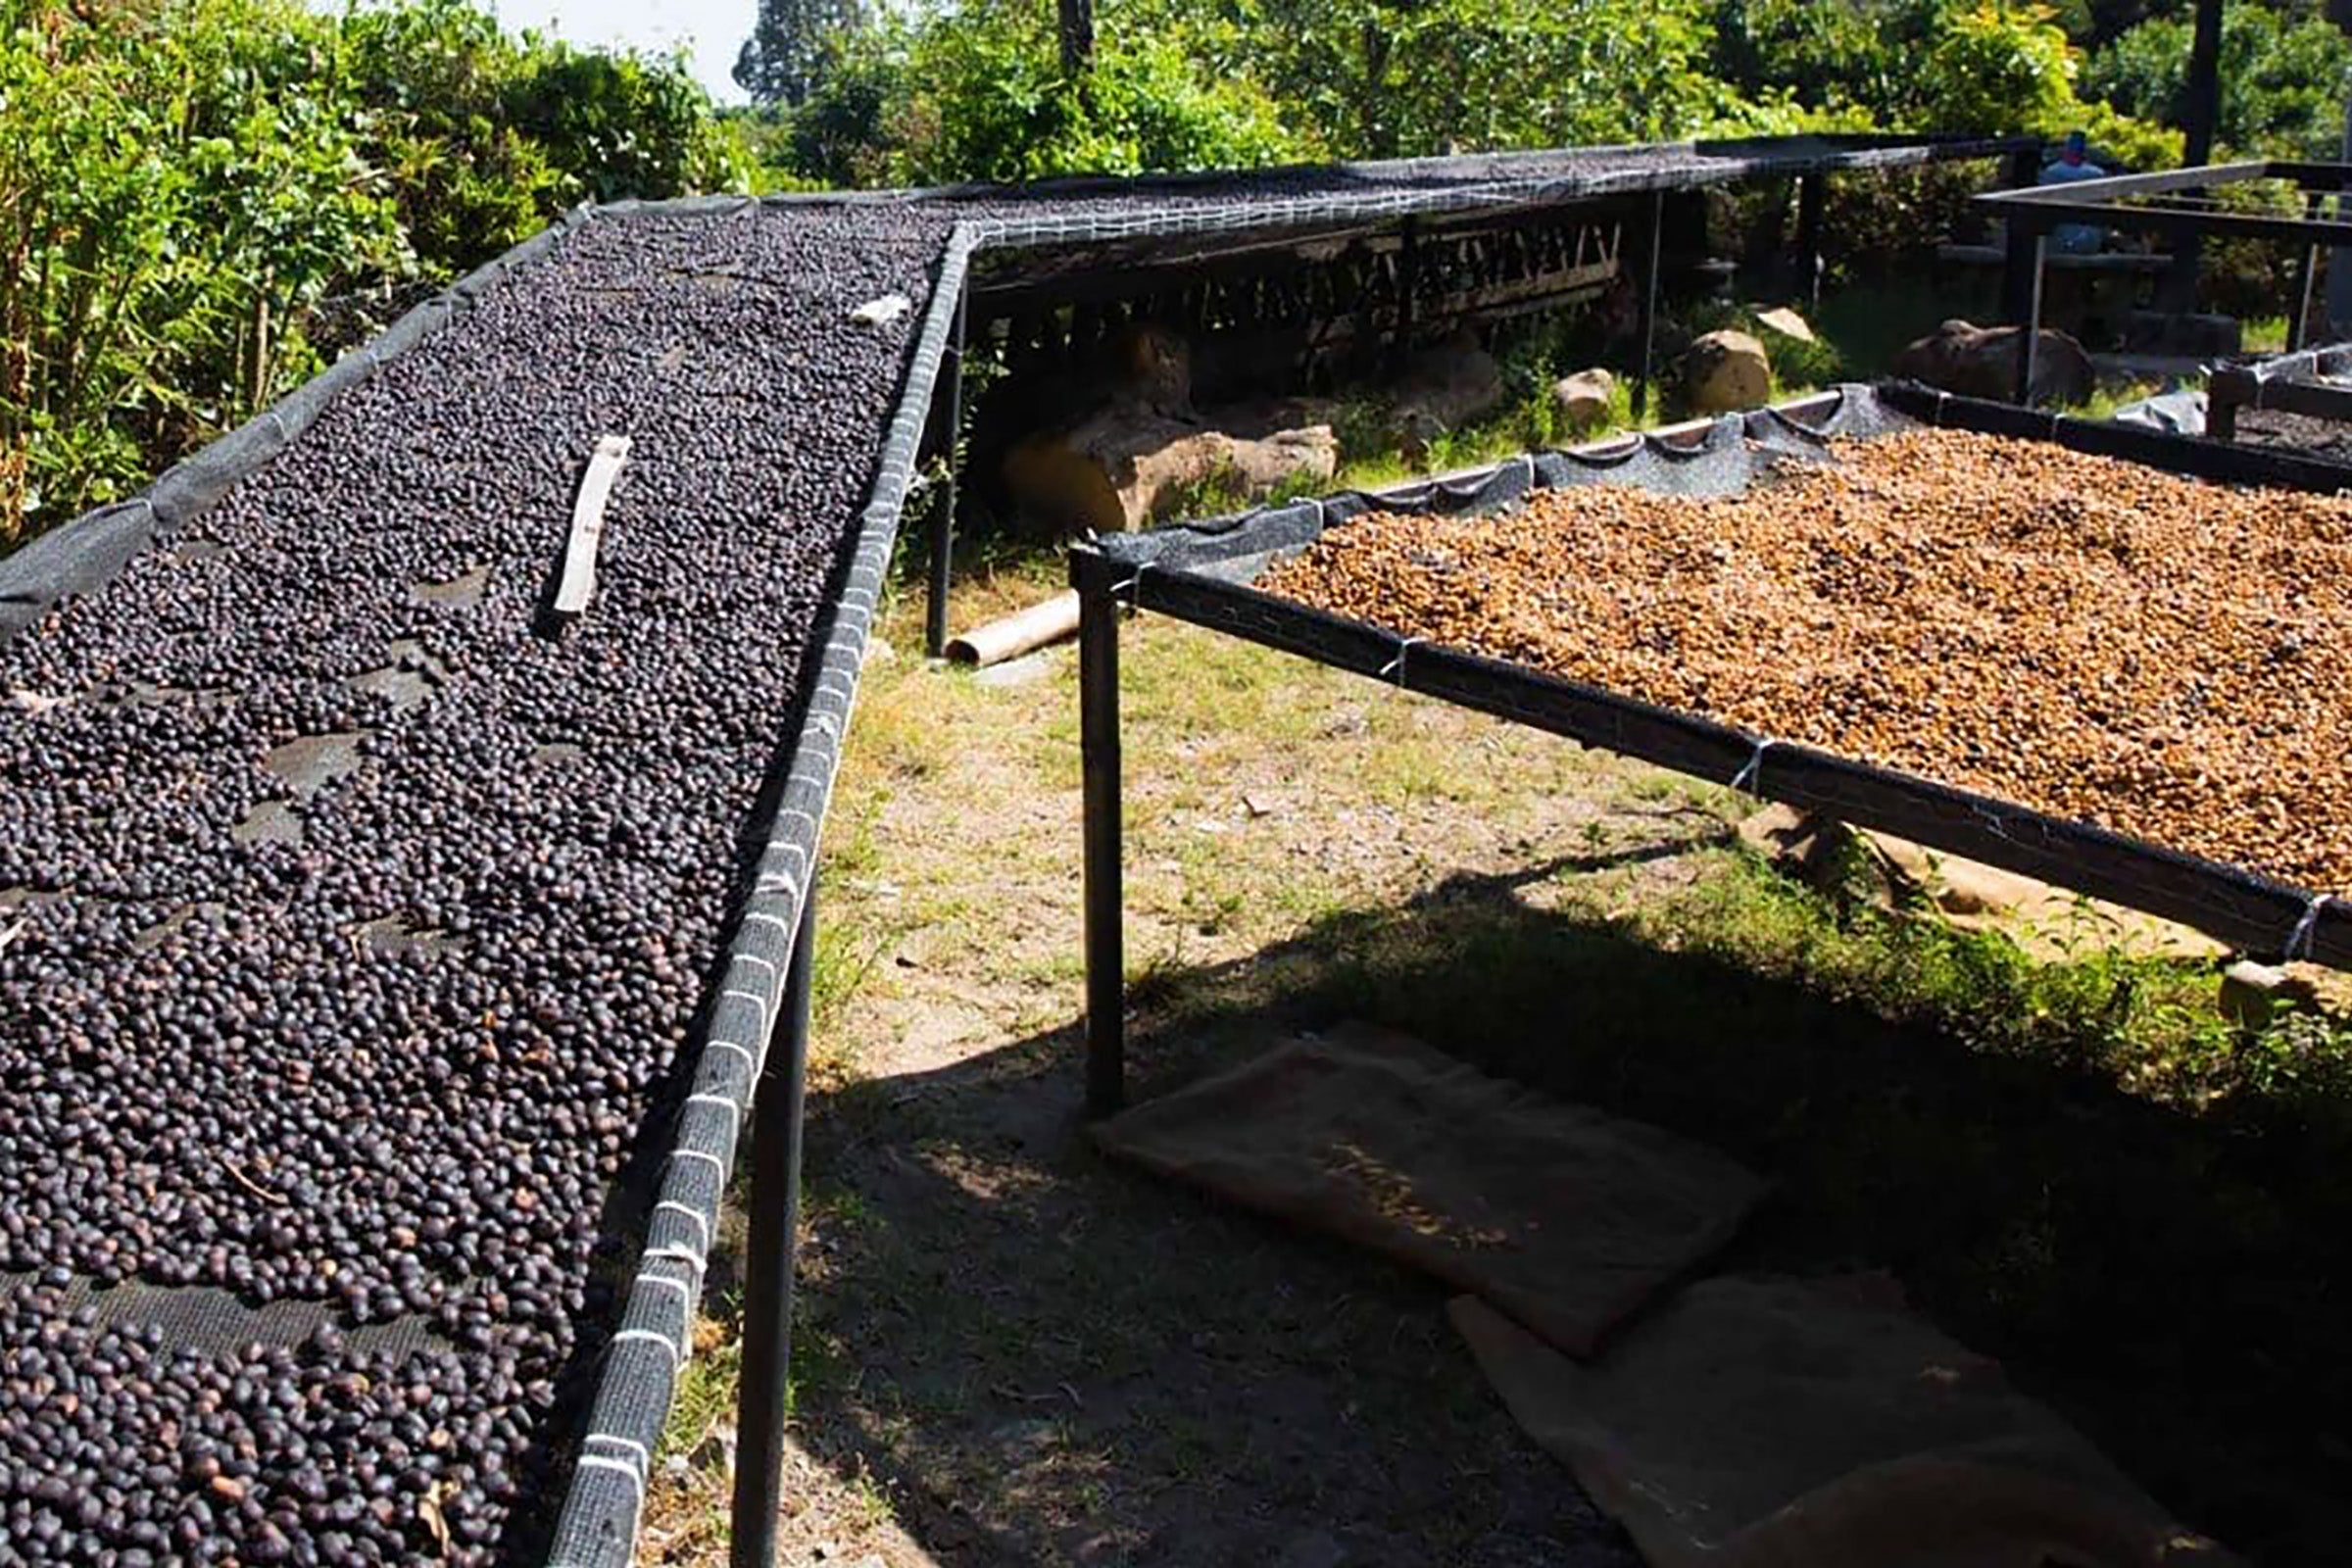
[735,0,863,107]
[1230,0,1722,159]
[2086,1,2352,159]
[1,0,403,533]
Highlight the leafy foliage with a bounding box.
[2086,1,2352,160]
[783,0,1299,185]
[736,0,864,108]
[1215,0,1723,160]
[0,0,742,544]
[1,0,403,533]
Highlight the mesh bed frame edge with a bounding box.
[1065,381,2352,1115]
[2209,342,2352,441]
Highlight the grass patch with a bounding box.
[2242,315,2289,355]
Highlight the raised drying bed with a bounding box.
[1069,381,2352,1111]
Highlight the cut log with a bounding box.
[946,589,1081,667]
[554,434,631,617]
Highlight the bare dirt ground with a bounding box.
[641,566,1719,1567]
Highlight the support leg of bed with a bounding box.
[1080,580,1126,1118]
[730,881,816,1568]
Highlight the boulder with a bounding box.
[1683,329,1772,415]
[1739,804,2226,964]
[1392,332,1506,459]
[2219,958,2352,1031]
[1891,318,2095,408]
[1004,411,1337,535]
[1754,306,1817,344]
[1551,368,1619,438]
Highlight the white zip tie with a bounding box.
[654,1200,710,1248]
[584,1434,651,1473]
[1378,636,1426,687]
[683,1093,741,1135]
[1729,738,1776,796]
[634,1271,695,1313]
[611,1328,680,1364]
[1113,562,1152,609]
[720,986,770,1031]
[707,1039,759,1074]
[669,1147,726,1175]
[640,1245,706,1275]
[2284,894,2328,962]
[574,1453,645,1497]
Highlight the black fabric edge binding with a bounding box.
[1069,379,2351,972]
[540,223,986,1568]
[2208,342,2352,422]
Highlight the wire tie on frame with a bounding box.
[1113,561,1152,611]
[2284,894,2328,962]
[1379,636,1426,688]
[1729,737,1776,796]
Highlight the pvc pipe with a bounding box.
[945,589,1081,666]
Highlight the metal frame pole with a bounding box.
[2166,0,2225,314]
[2015,232,2046,406]
[1394,217,1421,371]
[1079,577,1125,1117]
[1792,172,1826,313]
[1632,191,1663,420]
[2291,192,2325,352]
[730,880,817,1568]
[925,286,968,660]
[1998,145,2043,328]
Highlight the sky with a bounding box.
[486,0,759,105]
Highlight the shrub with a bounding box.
[0,0,745,546]
[2086,3,2352,160]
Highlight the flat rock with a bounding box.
[1684,329,1771,415]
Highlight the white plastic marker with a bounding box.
[555,434,632,618]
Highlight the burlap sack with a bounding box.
[1095,1021,1764,1356]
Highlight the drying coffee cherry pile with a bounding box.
[0,1289,536,1565]
[0,201,953,1559]
[1264,427,2352,893]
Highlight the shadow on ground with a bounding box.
[782,837,2352,1567]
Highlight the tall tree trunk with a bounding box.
[1058,0,1094,74]
[2164,0,2225,311]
